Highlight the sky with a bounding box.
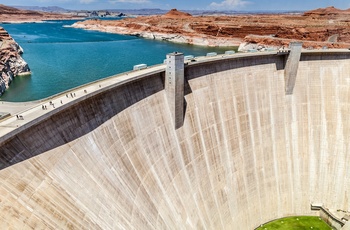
[2,0,350,11]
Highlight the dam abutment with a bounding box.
[1,50,350,228]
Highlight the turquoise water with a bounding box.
[0,20,234,102]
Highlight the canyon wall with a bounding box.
[0,51,350,229]
[73,7,350,49]
[0,27,30,96]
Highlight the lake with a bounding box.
[0,19,235,102]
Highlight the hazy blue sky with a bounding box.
[3,0,350,11]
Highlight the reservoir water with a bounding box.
[0,20,234,102]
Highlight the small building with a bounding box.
[133,64,147,70]
[206,52,217,57]
[225,50,235,55]
[184,55,194,60]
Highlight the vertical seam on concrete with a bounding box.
[285,42,302,95]
[243,73,263,220]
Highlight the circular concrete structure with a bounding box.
[1,50,350,229]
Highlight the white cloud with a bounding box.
[210,0,250,9]
[37,0,71,2]
[109,0,149,3]
[80,0,96,3]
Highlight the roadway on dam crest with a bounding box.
[0,64,166,141]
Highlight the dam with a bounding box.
[1,48,350,229]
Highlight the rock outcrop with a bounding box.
[161,8,192,19]
[238,34,350,52]
[0,4,82,23]
[303,6,350,17]
[71,9,243,47]
[0,27,30,96]
[73,7,350,49]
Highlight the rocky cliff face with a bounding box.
[0,4,82,23]
[0,27,30,96]
[73,7,350,50]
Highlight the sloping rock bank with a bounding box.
[238,34,350,52]
[0,27,30,96]
[71,19,241,47]
[73,7,350,50]
[0,4,82,23]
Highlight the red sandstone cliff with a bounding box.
[0,4,81,23]
[0,27,30,96]
[161,8,192,18]
[73,7,350,49]
[303,6,350,17]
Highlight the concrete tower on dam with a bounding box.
[1,47,350,229]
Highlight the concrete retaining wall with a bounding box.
[1,51,350,229]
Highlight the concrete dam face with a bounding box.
[1,51,350,229]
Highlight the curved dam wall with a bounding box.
[1,51,350,229]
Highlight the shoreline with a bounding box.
[0,17,84,24]
[71,7,350,50]
[71,22,242,47]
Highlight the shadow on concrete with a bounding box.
[0,73,165,170]
[185,55,286,81]
[300,52,350,62]
[177,75,193,129]
[184,52,350,82]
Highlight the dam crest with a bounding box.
[1,48,350,229]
